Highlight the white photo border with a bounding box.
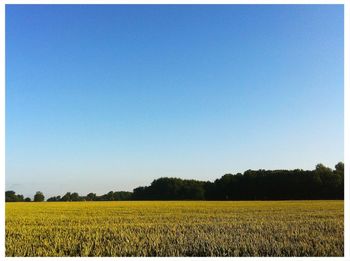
[0,0,348,260]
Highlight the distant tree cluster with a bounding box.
[46,191,132,202]
[5,191,30,202]
[33,191,45,202]
[202,163,344,200]
[5,162,344,202]
[132,178,206,200]
[132,162,344,200]
[5,191,45,202]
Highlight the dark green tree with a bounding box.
[86,193,97,201]
[70,192,80,201]
[334,162,344,174]
[5,191,25,202]
[61,192,71,201]
[47,196,61,202]
[34,191,45,202]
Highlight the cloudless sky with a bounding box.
[6,5,344,198]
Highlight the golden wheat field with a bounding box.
[5,200,343,257]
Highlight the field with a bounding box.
[5,200,343,257]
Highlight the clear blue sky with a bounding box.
[6,5,344,198]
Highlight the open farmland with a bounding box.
[5,200,343,257]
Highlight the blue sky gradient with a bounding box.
[6,5,344,198]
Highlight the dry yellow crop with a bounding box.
[5,200,343,256]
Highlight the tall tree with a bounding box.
[34,191,45,202]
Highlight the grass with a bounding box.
[5,200,343,256]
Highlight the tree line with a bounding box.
[5,162,344,202]
[5,190,132,202]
